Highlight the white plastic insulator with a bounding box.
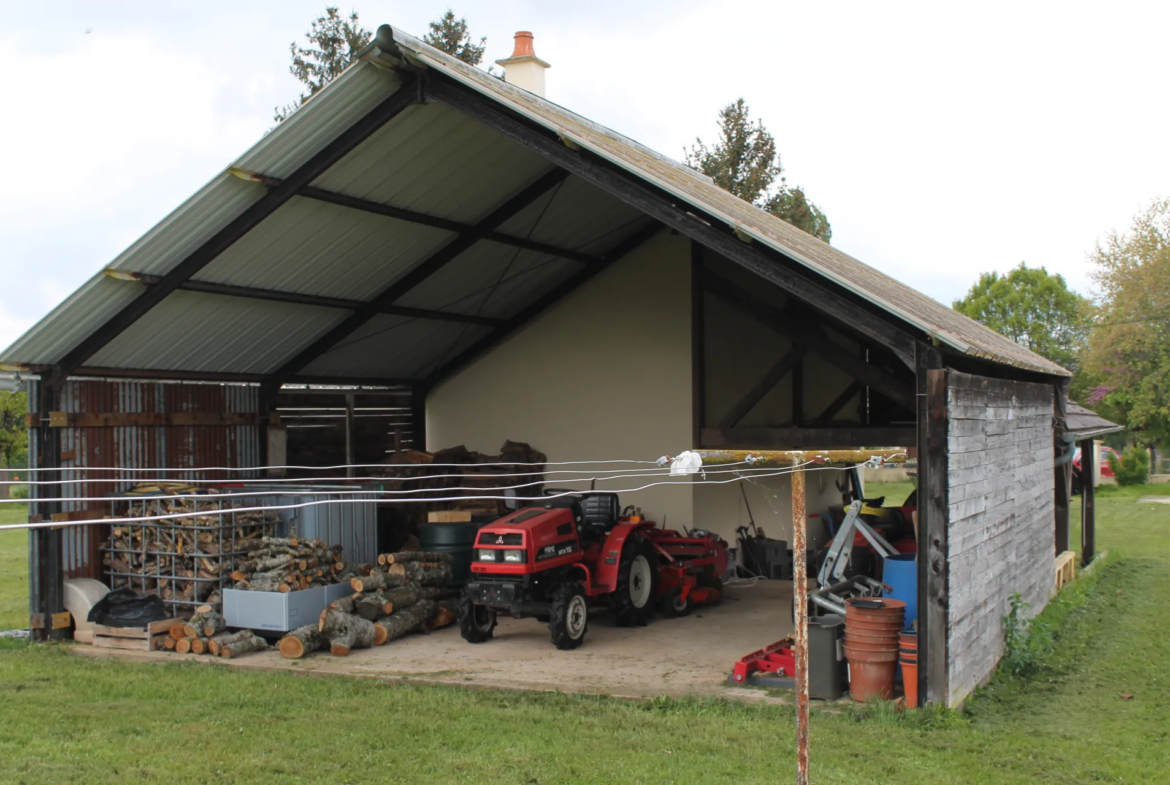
[670,451,704,476]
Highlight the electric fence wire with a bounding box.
[1,463,785,506]
[0,462,871,532]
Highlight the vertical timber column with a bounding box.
[1080,437,1096,566]
[916,344,949,705]
[791,457,809,785]
[1053,380,1072,554]
[690,240,705,448]
[411,385,428,453]
[36,378,65,640]
[345,393,356,478]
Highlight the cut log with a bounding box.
[350,571,406,593]
[381,585,446,615]
[189,608,226,637]
[175,637,194,654]
[278,625,329,659]
[221,634,268,659]
[163,637,177,651]
[375,600,437,644]
[355,592,388,622]
[386,551,454,565]
[329,595,358,615]
[180,624,199,639]
[190,636,211,654]
[397,562,453,586]
[319,609,378,656]
[208,629,252,656]
[169,624,188,641]
[428,598,460,630]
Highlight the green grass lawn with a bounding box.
[0,503,27,630]
[0,491,1167,782]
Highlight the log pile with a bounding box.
[101,492,279,612]
[277,551,458,659]
[380,440,547,520]
[166,619,269,659]
[230,535,358,593]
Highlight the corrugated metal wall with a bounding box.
[29,379,262,579]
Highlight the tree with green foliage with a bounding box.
[0,390,28,469]
[1082,198,1170,448]
[952,263,1091,372]
[685,98,832,242]
[274,8,487,122]
[424,10,486,66]
[274,8,372,123]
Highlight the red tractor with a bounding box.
[459,492,728,649]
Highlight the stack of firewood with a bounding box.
[230,535,355,593]
[102,494,279,608]
[380,440,547,519]
[278,551,458,659]
[163,605,269,658]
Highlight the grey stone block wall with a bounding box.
[945,371,1055,705]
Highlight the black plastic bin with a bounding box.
[809,614,848,700]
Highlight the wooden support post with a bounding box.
[411,386,428,453]
[691,240,705,448]
[792,457,809,785]
[34,378,65,640]
[1080,437,1096,566]
[1053,380,1072,555]
[917,345,948,705]
[345,393,356,478]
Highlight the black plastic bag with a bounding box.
[87,588,169,627]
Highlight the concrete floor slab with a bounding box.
[73,581,795,701]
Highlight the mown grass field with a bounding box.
[0,503,27,631]
[0,489,1166,783]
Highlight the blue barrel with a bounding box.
[881,554,917,626]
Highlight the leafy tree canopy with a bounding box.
[274,8,372,123]
[424,10,486,66]
[685,98,832,242]
[953,263,1091,372]
[0,390,28,469]
[274,8,487,123]
[1082,198,1170,445]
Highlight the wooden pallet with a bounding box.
[92,618,182,651]
[1055,550,1076,591]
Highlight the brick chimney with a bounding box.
[495,31,550,97]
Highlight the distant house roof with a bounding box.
[1066,402,1124,438]
[0,25,1069,383]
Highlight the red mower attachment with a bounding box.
[732,638,798,683]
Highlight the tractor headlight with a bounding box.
[503,549,525,563]
[477,549,498,562]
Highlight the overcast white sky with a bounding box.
[1,1,1167,351]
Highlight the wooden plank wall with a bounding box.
[944,370,1055,706]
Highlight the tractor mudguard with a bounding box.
[593,523,655,594]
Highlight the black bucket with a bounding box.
[419,522,479,589]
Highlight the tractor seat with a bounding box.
[578,493,620,538]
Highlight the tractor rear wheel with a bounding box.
[549,582,588,650]
[458,588,497,644]
[609,534,660,627]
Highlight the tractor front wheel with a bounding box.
[548,582,588,650]
[661,587,693,618]
[459,588,497,644]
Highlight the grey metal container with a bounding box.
[238,485,379,566]
[223,583,354,633]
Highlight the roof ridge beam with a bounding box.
[425,73,918,368]
[120,273,502,327]
[267,167,571,386]
[51,77,421,382]
[230,171,599,265]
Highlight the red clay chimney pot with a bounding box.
[512,31,535,58]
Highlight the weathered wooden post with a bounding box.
[792,456,809,785]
